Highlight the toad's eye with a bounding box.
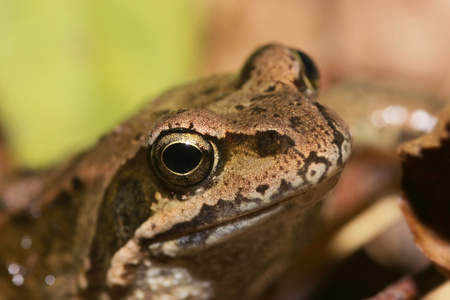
[149,131,218,187]
[296,50,320,94]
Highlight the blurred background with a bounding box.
[1,0,450,167]
[0,1,204,167]
[1,1,450,299]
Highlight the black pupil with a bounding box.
[162,143,203,174]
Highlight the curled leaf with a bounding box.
[399,104,450,276]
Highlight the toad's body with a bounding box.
[0,45,352,299]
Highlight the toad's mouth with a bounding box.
[139,169,343,252]
[141,196,288,253]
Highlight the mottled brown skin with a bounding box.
[0,44,351,299]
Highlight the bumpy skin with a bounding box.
[0,44,351,299]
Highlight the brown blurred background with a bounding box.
[204,1,450,91]
[1,1,449,298]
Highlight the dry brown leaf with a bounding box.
[399,104,450,276]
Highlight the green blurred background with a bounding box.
[0,1,204,167]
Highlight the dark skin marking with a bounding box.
[293,78,308,93]
[250,95,268,102]
[251,107,268,115]
[256,184,270,195]
[313,102,346,165]
[289,116,303,129]
[219,132,296,168]
[72,176,84,191]
[235,105,244,110]
[86,178,151,288]
[113,179,151,243]
[269,179,293,202]
[297,151,332,184]
[86,149,157,291]
[255,131,296,157]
